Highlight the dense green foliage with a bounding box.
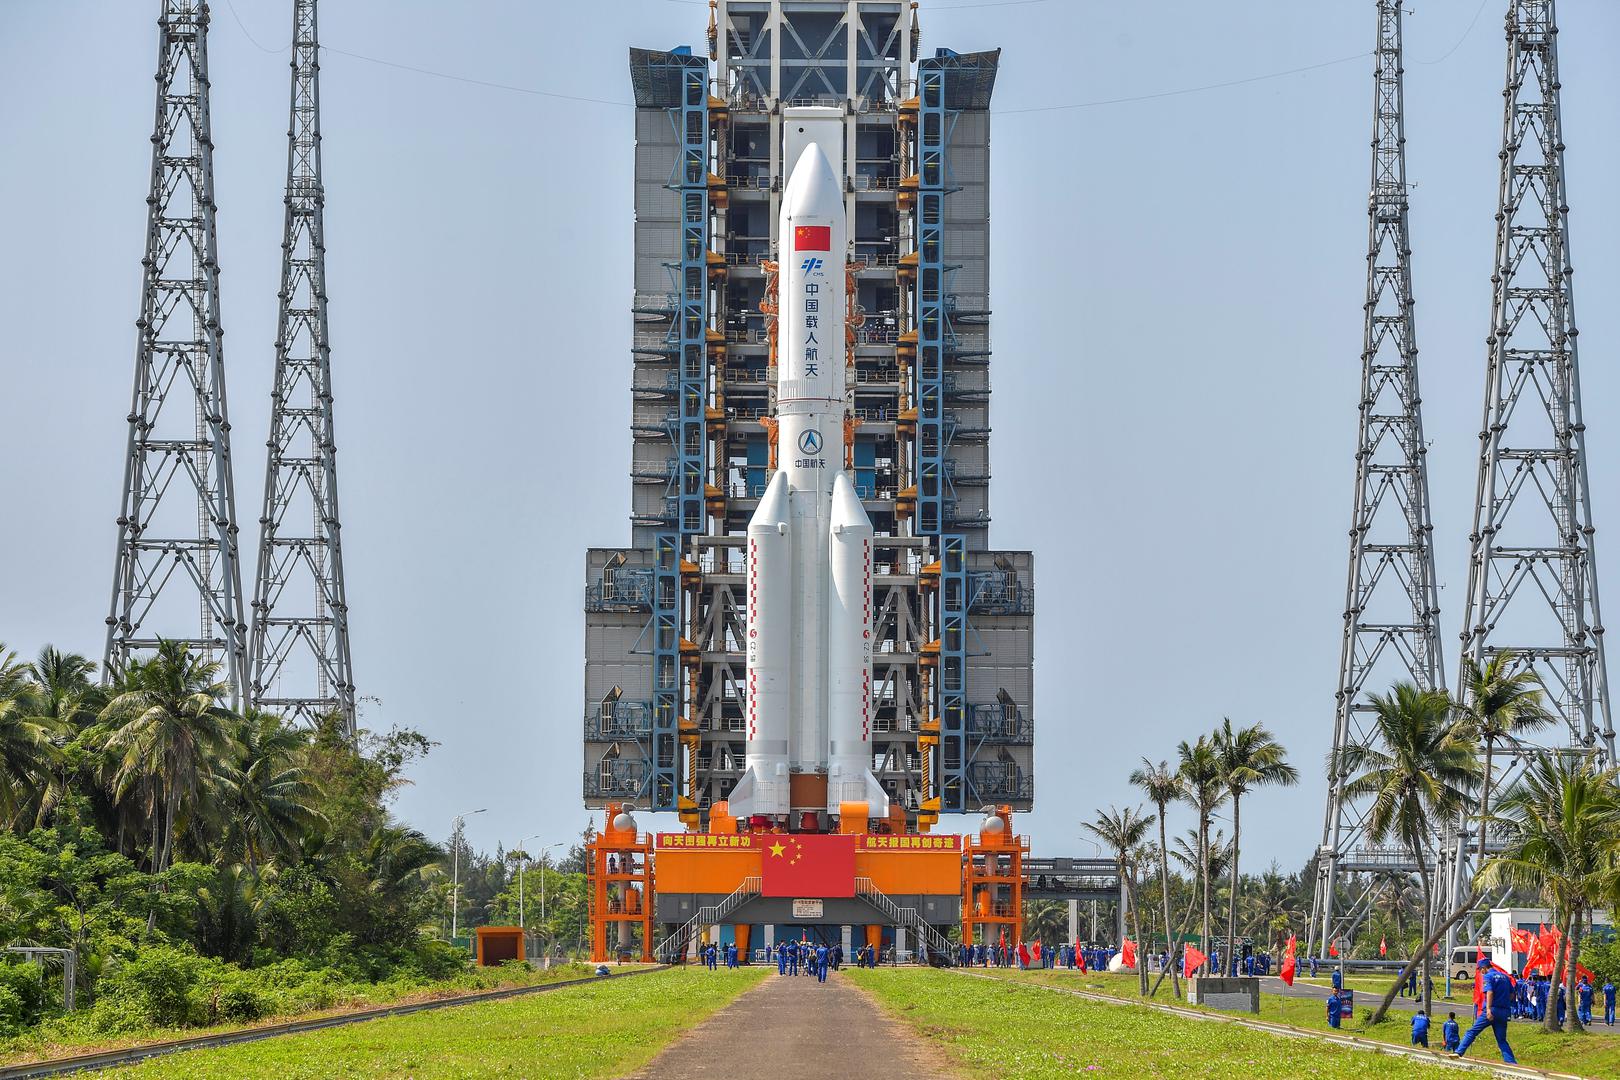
[0,639,461,1040]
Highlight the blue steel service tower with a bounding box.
[583,0,1034,830]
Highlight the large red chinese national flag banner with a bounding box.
[761,834,856,897]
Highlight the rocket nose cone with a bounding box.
[783,144,843,217]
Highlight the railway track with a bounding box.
[953,970,1592,1080]
[0,965,664,1078]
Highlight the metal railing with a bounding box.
[855,878,953,964]
[654,876,762,963]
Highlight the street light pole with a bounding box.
[450,808,487,940]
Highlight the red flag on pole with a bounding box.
[1121,939,1138,970]
[1379,937,1387,957]
[1510,928,1534,955]
[1077,944,1087,973]
[1328,941,1339,958]
[1279,936,1297,987]
[1018,943,1031,968]
[1031,942,1042,963]
[1183,945,1208,978]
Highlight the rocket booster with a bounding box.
[728,144,889,823]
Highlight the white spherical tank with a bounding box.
[612,811,637,834]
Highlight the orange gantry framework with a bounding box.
[961,806,1026,947]
[586,803,655,963]
[585,803,1026,962]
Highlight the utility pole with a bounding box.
[105,0,247,702]
[450,809,486,941]
[1451,0,1612,931]
[249,0,356,733]
[1308,0,1451,965]
[1309,0,1445,961]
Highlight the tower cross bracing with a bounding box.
[249,0,356,732]
[105,0,247,700]
[1309,0,1446,958]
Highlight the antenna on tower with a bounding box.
[249,0,356,734]
[1307,0,1445,960]
[105,0,247,702]
[1446,0,1612,932]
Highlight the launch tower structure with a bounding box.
[584,0,1034,829]
[105,0,247,700]
[1309,0,1447,959]
[1447,0,1612,926]
[249,0,357,734]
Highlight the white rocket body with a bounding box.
[729,142,889,823]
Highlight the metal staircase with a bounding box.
[653,876,761,963]
[856,878,953,964]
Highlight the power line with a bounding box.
[319,45,635,107]
[221,0,287,54]
[994,51,1371,115]
[1412,0,1492,65]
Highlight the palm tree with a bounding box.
[1215,719,1298,975]
[1176,736,1226,967]
[1482,755,1620,1033]
[1083,805,1154,995]
[99,640,240,881]
[1023,899,1069,948]
[1455,652,1555,860]
[0,644,62,825]
[1131,758,1185,997]
[1336,681,1478,1022]
[222,710,323,871]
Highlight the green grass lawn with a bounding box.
[98,967,767,1079]
[0,962,629,1068]
[850,967,1443,1079]
[981,969,1620,1078]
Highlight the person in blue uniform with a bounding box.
[1326,990,1344,1029]
[788,942,799,975]
[1454,960,1517,1064]
[1443,1012,1460,1052]
[1309,956,1320,979]
[1331,967,1343,992]
[1410,1010,1430,1048]
[705,943,717,971]
[1556,982,1567,1025]
[815,943,829,983]
[1534,976,1550,1021]
[1604,979,1616,1026]
[777,943,787,975]
[1578,976,1594,1025]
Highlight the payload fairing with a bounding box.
[727,141,890,824]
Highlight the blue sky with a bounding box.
[3,0,1618,873]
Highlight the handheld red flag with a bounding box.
[1183,945,1208,978]
[1018,943,1031,968]
[1379,937,1387,957]
[1077,944,1087,973]
[1031,942,1042,962]
[1279,936,1297,987]
[1121,939,1138,970]
[1511,928,1534,955]
[1328,941,1339,958]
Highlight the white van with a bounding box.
[1449,945,1490,981]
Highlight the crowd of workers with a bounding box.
[1324,957,1617,1066]
[700,939,889,982]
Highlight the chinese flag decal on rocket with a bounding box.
[794,225,831,251]
[761,834,856,898]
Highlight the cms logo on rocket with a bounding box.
[800,257,823,273]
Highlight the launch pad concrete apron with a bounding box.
[627,974,961,1079]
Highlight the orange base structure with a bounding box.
[584,803,1030,961]
[586,802,655,962]
[961,805,1025,946]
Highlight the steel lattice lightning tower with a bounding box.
[1308,0,1446,959]
[1453,0,1612,870]
[249,0,355,733]
[106,0,247,700]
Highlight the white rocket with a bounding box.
[728,142,890,824]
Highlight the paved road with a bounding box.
[628,970,959,1079]
[1261,976,1426,1012]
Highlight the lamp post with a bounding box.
[450,808,487,940]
